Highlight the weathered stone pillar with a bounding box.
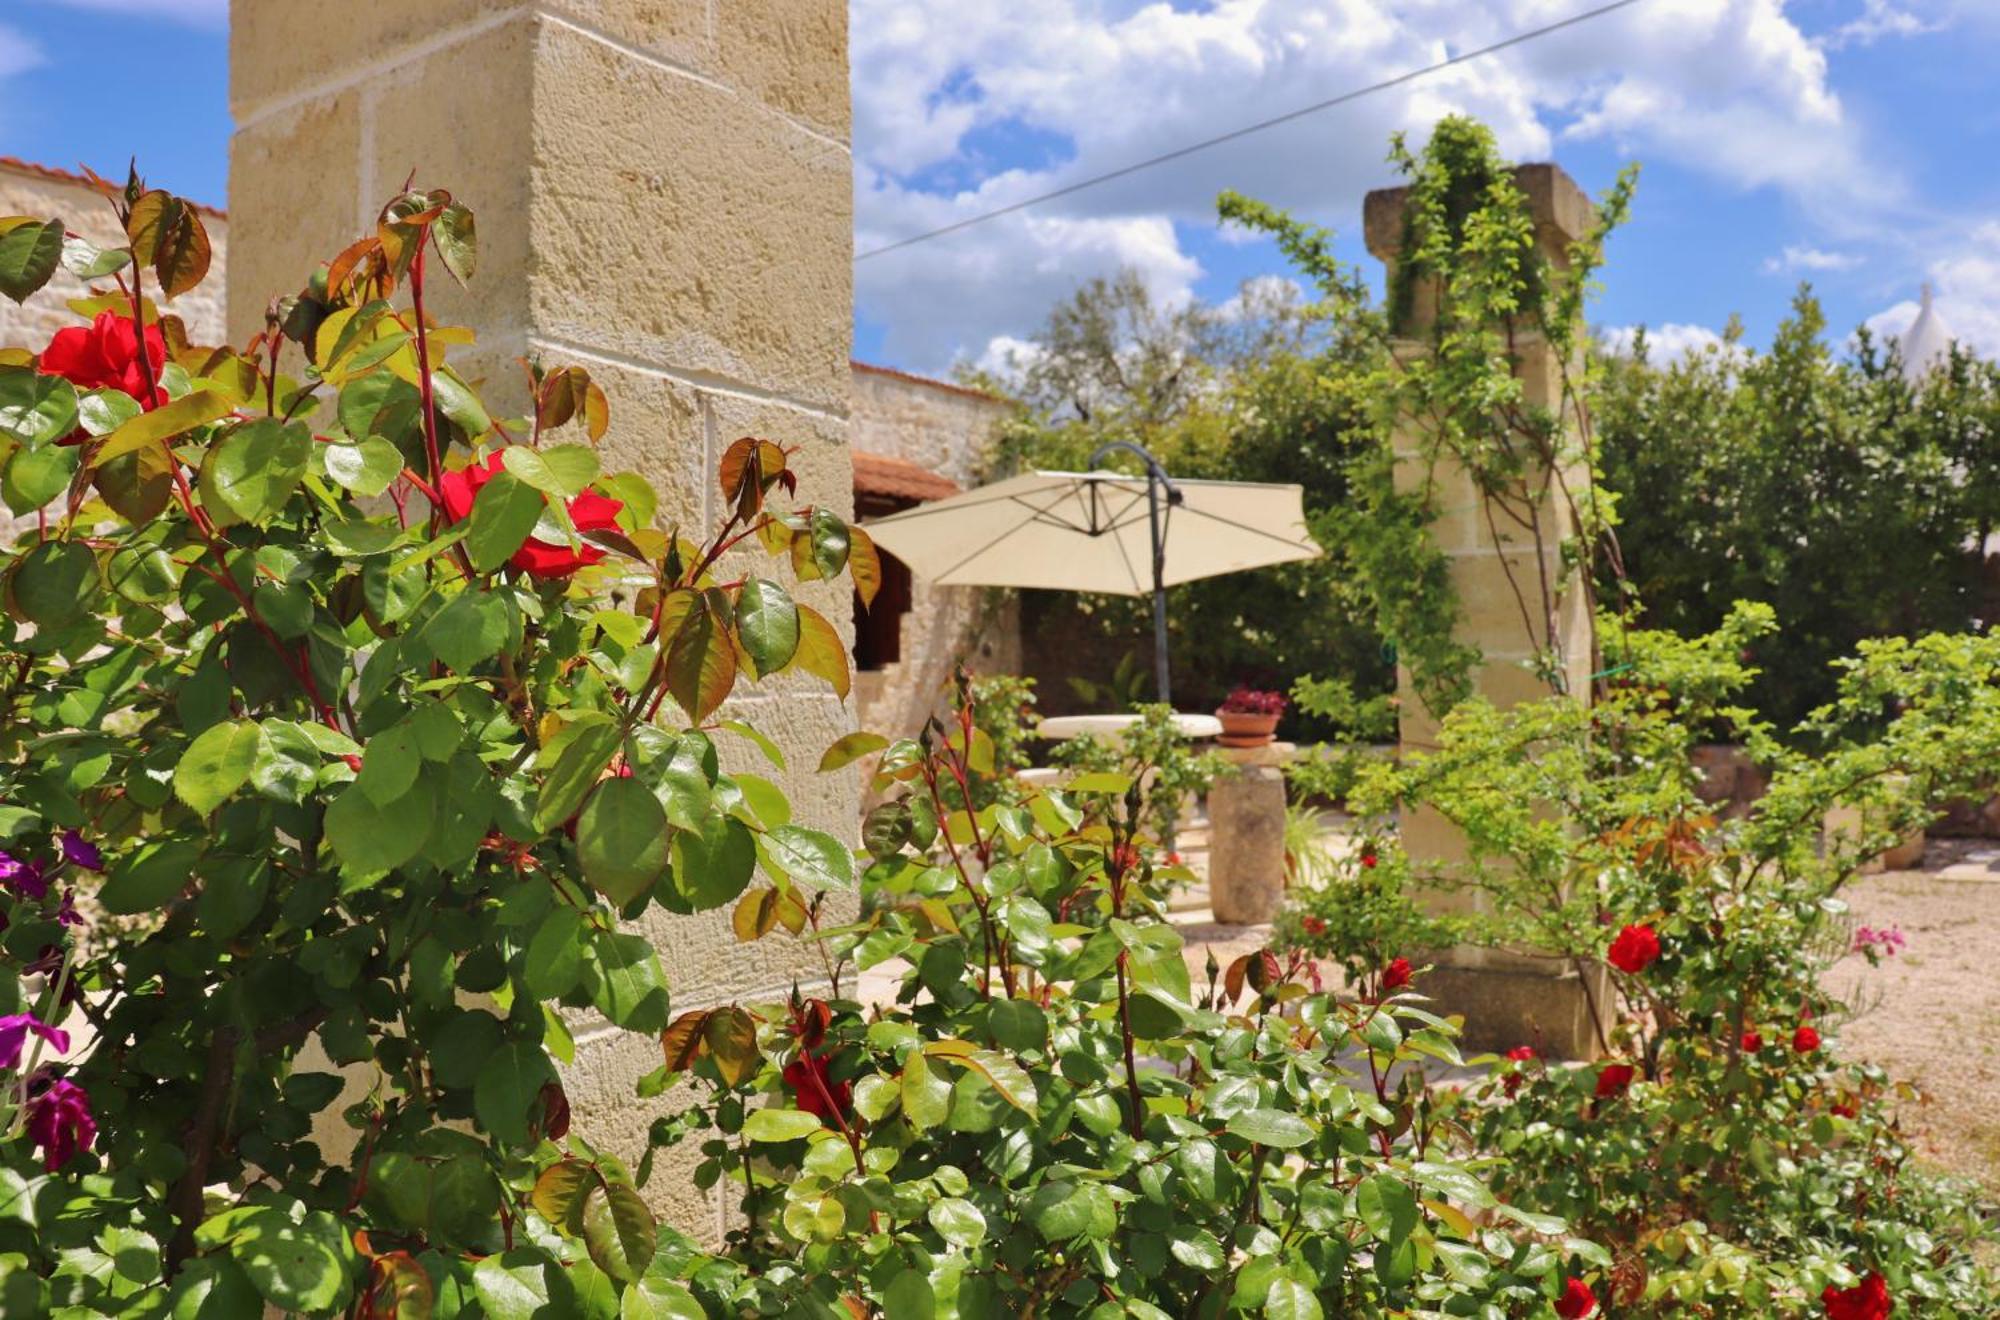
[1364,164,1602,1058]
[228,1,856,1235]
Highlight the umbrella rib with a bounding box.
[929,487,1090,580]
[1172,503,1321,551]
[860,484,1068,525]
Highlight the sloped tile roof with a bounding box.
[853,450,959,503]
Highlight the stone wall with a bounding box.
[849,363,1020,738]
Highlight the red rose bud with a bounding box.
[1792,1024,1821,1055]
[1594,1063,1636,1099]
[1821,1272,1891,1320]
[1300,915,1326,937]
[1830,1098,1858,1119]
[1360,852,1378,869]
[1606,924,1661,974]
[1555,1276,1598,1318]
[1741,1030,1763,1053]
[782,1051,853,1126]
[1380,957,1412,992]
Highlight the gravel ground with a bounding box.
[1829,846,2000,1197]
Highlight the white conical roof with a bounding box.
[1900,283,1955,381]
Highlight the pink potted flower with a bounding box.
[1217,687,1286,747]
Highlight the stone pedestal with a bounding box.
[228,0,855,1239]
[1209,746,1291,925]
[1366,164,1603,1059]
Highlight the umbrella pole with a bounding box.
[1089,440,1179,706]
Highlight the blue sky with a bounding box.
[1,1,1990,376]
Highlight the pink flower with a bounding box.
[1607,924,1661,974]
[0,1013,68,1070]
[25,1078,95,1171]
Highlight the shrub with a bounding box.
[0,178,870,1314]
[1219,687,1287,717]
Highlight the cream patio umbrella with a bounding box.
[860,442,1323,705]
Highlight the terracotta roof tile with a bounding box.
[0,157,226,219]
[853,450,960,503]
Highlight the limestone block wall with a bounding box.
[229,0,855,1239]
[849,363,1020,739]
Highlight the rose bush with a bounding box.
[0,175,872,1315]
[1312,604,2000,1314]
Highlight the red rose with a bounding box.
[1594,1062,1636,1099]
[1502,1045,1536,1096]
[1606,924,1661,974]
[1821,1272,1892,1320]
[1741,1030,1763,1053]
[438,451,625,579]
[39,311,166,405]
[1359,852,1378,869]
[1300,916,1326,937]
[781,1051,852,1127]
[1554,1277,1598,1318]
[1380,957,1412,992]
[1792,1024,1821,1055]
[1506,1045,1537,1062]
[1830,1098,1858,1119]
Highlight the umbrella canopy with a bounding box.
[860,469,1321,595]
[861,445,1323,704]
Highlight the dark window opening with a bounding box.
[855,491,918,673]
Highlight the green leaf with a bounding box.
[175,720,261,814]
[580,1182,655,1286]
[742,1108,824,1142]
[929,1197,987,1248]
[101,838,200,915]
[430,367,492,438]
[1225,1108,1314,1149]
[9,540,94,627]
[577,776,669,905]
[901,1050,953,1132]
[357,719,423,806]
[196,856,271,939]
[3,440,78,515]
[96,389,233,465]
[166,1255,264,1319]
[475,1042,557,1148]
[761,824,853,890]
[882,1269,934,1320]
[1355,1174,1419,1245]
[619,1277,704,1320]
[0,366,79,447]
[464,469,546,573]
[0,218,63,303]
[1065,772,1133,794]
[719,719,786,771]
[582,931,671,1032]
[60,233,130,281]
[324,776,439,873]
[523,907,584,998]
[502,443,598,497]
[435,202,477,283]
[987,998,1048,1052]
[1264,1277,1323,1320]
[817,731,888,774]
[472,1250,567,1320]
[1027,1180,1117,1242]
[667,810,756,911]
[735,578,800,677]
[958,1048,1038,1114]
[228,1208,354,1314]
[198,419,312,526]
[664,591,736,725]
[424,588,511,674]
[323,435,403,497]
[533,718,623,832]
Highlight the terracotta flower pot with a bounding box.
[1216,710,1280,748]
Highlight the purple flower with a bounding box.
[0,1013,69,1071]
[54,891,81,929]
[0,852,47,900]
[25,1078,95,1171]
[58,831,101,873]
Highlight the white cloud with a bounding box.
[1601,322,1737,363]
[25,0,226,26]
[1763,245,1862,274]
[853,0,1885,372]
[1823,0,1936,49]
[0,24,40,80]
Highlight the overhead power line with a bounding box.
[854,0,1647,263]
